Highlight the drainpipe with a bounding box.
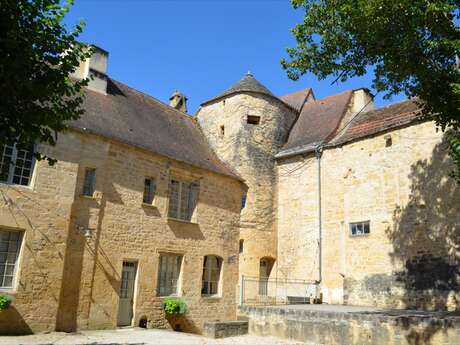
[315,145,323,288]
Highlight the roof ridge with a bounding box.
[109,78,195,122]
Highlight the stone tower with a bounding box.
[196,73,298,280]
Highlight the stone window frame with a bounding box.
[167,178,200,223]
[142,176,157,206]
[246,115,261,125]
[349,221,370,237]
[0,143,36,187]
[201,255,223,297]
[156,253,184,297]
[0,228,24,290]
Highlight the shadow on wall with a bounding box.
[0,306,33,335]
[388,136,460,344]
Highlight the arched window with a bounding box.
[201,255,222,296]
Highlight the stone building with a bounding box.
[197,74,459,311]
[0,46,458,336]
[0,47,246,334]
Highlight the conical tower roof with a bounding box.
[201,72,275,106]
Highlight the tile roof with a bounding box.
[331,98,421,146]
[279,88,314,113]
[278,90,354,157]
[71,79,242,181]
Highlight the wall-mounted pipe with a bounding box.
[315,145,323,284]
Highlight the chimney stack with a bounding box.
[72,45,109,95]
[169,90,188,113]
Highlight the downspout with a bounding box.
[315,144,323,287]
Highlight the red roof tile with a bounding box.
[332,99,421,145]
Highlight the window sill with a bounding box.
[167,217,197,225]
[349,234,370,238]
[0,182,33,191]
[142,203,157,208]
[0,288,16,295]
[201,295,222,301]
[80,194,96,200]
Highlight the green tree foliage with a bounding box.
[282,0,460,180]
[0,0,91,162]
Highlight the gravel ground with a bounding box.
[0,328,309,345]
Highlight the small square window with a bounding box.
[143,177,156,204]
[82,168,96,197]
[247,115,260,125]
[350,221,370,236]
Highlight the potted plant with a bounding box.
[0,295,12,311]
[161,297,188,331]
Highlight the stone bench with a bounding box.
[203,320,249,338]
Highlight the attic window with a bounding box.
[247,115,260,125]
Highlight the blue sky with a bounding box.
[65,0,405,114]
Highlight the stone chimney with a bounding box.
[72,45,109,95]
[350,88,374,113]
[169,90,188,113]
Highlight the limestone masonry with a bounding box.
[0,46,458,335]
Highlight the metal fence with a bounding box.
[240,275,320,306]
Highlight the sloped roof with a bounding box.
[279,88,314,113]
[331,99,421,146]
[71,79,242,181]
[201,73,293,110]
[278,90,354,157]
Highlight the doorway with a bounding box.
[117,261,137,327]
[259,257,274,296]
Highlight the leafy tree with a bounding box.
[0,0,91,162]
[282,0,460,180]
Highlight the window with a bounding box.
[143,178,156,204]
[157,254,182,296]
[241,194,247,209]
[201,255,222,296]
[82,168,96,196]
[0,230,23,288]
[219,125,225,137]
[247,115,260,125]
[239,240,244,254]
[385,135,392,147]
[168,179,199,222]
[350,221,370,236]
[0,144,35,186]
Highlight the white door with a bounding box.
[117,261,137,327]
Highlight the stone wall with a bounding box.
[276,121,460,310]
[0,130,244,334]
[240,305,460,345]
[197,92,297,279]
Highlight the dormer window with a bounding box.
[247,115,260,125]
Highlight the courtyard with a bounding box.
[0,328,310,345]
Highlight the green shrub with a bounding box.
[0,295,11,311]
[161,298,188,316]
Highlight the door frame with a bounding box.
[117,259,139,327]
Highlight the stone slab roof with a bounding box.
[278,90,354,157]
[279,88,314,113]
[201,73,274,106]
[331,98,421,146]
[71,79,242,181]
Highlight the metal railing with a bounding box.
[240,275,320,306]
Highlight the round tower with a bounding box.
[196,73,298,281]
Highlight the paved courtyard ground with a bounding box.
[0,328,309,345]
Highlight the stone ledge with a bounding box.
[203,320,248,338]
